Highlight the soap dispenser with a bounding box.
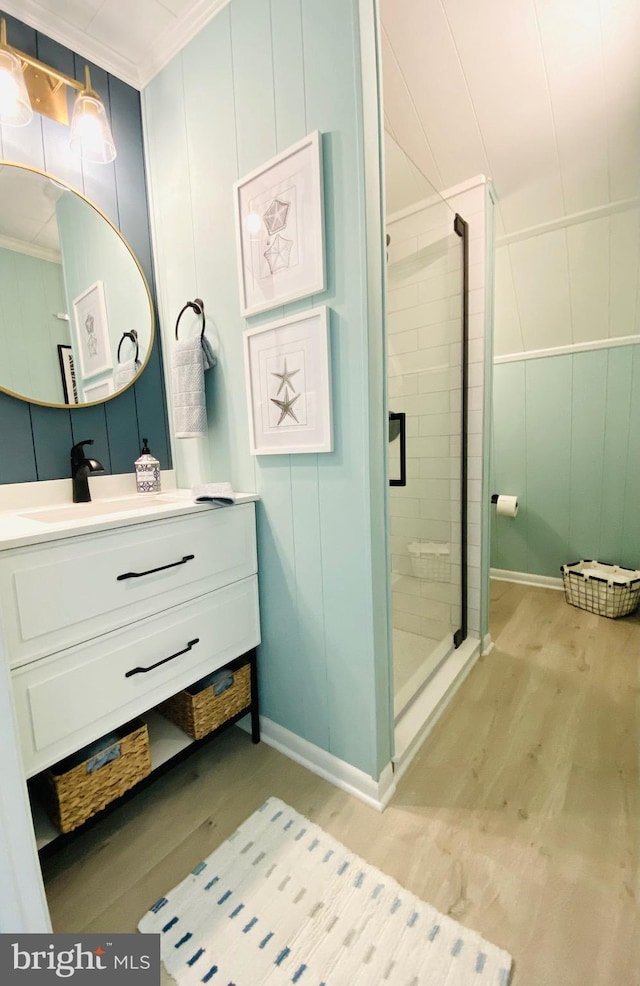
[135,438,161,494]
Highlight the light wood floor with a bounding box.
[42,582,639,985]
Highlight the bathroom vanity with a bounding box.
[0,487,260,849]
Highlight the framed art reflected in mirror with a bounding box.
[57,345,78,404]
[72,281,113,381]
[82,378,115,403]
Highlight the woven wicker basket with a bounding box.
[43,719,151,834]
[157,662,251,740]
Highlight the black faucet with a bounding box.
[71,440,104,503]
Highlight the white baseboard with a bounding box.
[238,717,396,812]
[393,637,481,782]
[236,639,484,811]
[491,568,563,590]
[481,633,494,656]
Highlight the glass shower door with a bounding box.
[385,151,466,721]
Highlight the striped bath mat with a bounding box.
[139,797,512,985]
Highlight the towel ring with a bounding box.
[117,330,139,364]
[175,298,205,340]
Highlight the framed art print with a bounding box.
[72,280,113,380]
[234,131,325,317]
[57,344,79,404]
[82,377,114,403]
[243,306,332,455]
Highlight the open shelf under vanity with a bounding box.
[30,649,260,857]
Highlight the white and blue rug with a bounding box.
[139,797,513,985]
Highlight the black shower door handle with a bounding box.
[389,411,406,487]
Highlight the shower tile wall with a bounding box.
[387,201,462,643]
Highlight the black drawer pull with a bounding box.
[117,554,195,581]
[125,638,200,678]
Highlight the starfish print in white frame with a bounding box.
[271,358,301,395]
[270,387,300,425]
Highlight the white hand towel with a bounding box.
[201,335,217,371]
[192,482,236,505]
[173,337,217,438]
[115,358,141,388]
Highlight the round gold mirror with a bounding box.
[0,161,153,407]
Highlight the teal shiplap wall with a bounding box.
[491,344,640,577]
[0,249,67,404]
[144,0,391,778]
[0,10,170,484]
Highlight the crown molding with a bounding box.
[138,0,231,89]
[0,233,60,264]
[0,0,230,90]
[0,0,140,86]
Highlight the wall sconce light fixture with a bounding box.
[0,17,116,163]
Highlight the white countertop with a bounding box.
[0,474,258,551]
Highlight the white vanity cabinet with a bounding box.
[0,500,260,783]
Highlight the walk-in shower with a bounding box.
[385,136,468,724]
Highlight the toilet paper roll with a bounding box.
[496,494,519,517]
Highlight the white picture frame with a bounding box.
[243,306,332,455]
[57,344,79,404]
[72,280,113,380]
[82,377,114,403]
[234,131,325,317]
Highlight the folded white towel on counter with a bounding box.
[192,482,236,505]
[173,337,217,438]
[115,358,141,388]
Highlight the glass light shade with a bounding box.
[0,48,33,126]
[69,92,116,164]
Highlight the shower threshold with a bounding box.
[393,629,454,721]
[393,636,481,778]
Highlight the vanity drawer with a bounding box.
[0,503,257,669]
[12,575,260,777]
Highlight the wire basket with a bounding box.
[561,560,640,619]
[408,541,451,582]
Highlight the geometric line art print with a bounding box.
[263,197,290,235]
[234,132,325,316]
[264,233,293,274]
[84,312,99,355]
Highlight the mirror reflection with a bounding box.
[0,162,153,407]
